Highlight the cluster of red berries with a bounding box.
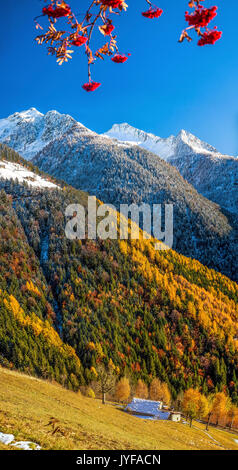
[42,3,71,18]
[100,0,124,7]
[39,1,222,93]
[198,29,222,46]
[71,35,88,47]
[185,6,217,28]
[82,82,101,92]
[184,4,221,47]
[103,23,115,35]
[111,54,128,63]
[142,7,163,19]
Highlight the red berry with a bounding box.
[42,3,71,19]
[103,23,115,35]
[82,82,101,92]
[111,54,128,63]
[185,6,217,28]
[142,7,163,19]
[100,0,124,8]
[198,29,222,46]
[71,36,88,47]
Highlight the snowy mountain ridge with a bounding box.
[104,122,238,214]
[103,122,230,160]
[0,108,237,215]
[0,110,237,279]
[0,108,93,161]
[0,108,234,162]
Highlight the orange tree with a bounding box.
[35,1,222,91]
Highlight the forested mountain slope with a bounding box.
[0,109,237,280]
[105,124,238,215]
[32,120,238,281]
[0,190,83,389]
[0,144,238,401]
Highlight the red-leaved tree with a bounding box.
[34,0,222,91]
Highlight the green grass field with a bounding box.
[0,367,238,451]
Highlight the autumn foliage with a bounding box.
[149,378,171,405]
[182,388,209,426]
[136,379,149,399]
[181,388,238,430]
[1,145,238,415]
[35,1,222,91]
[115,377,131,402]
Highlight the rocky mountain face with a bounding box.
[0,108,79,160]
[0,110,237,280]
[104,124,238,215]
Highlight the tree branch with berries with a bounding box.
[34,0,222,92]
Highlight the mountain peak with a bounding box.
[0,108,77,161]
[111,122,130,128]
[104,123,221,159]
[108,122,140,136]
[175,128,218,154]
[10,108,44,121]
[177,129,188,138]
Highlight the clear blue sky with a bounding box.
[1,0,238,154]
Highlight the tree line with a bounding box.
[87,364,238,431]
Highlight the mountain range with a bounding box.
[104,123,238,215]
[0,108,237,281]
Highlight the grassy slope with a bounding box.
[0,368,238,451]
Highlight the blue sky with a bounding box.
[1,0,238,154]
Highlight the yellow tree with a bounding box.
[149,378,161,401]
[211,392,229,426]
[149,379,171,405]
[160,383,171,406]
[136,379,148,399]
[227,404,238,429]
[197,394,209,420]
[115,377,131,403]
[182,388,201,427]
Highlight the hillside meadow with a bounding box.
[0,367,238,451]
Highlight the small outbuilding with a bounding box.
[169,411,181,422]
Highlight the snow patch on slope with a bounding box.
[0,432,15,445]
[0,160,59,189]
[12,440,41,450]
[0,431,41,450]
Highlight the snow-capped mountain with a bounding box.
[0,108,237,280]
[0,108,83,161]
[1,109,236,214]
[103,123,218,159]
[104,123,238,214]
